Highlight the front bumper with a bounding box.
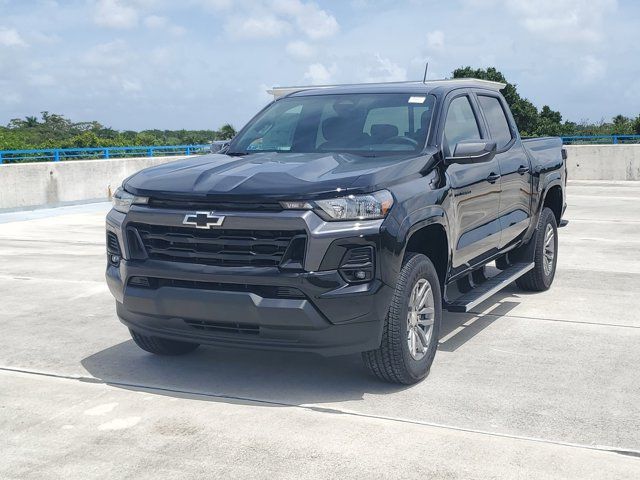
[106,206,393,356]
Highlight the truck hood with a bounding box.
[124,151,435,200]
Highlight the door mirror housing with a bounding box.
[445,140,497,165]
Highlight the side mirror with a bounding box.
[210,141,230,154]
[445,140,497,165]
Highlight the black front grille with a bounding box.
[184,319,259,336]
[131,223,305,268]
[147,198,283,212]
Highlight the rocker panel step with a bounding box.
[445,262,534,313]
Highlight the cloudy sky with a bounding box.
[1,0,638,131]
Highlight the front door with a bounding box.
[443,93,502,274]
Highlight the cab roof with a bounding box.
[267,78,506,99]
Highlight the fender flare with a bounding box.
[538,177,564,217]
[395,205,451,273]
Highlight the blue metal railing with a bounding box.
[560,135,640,145]
[0,144,211,164]
[1,136,639,163]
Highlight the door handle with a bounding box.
[517,165,529,175]
[486,173,501,184]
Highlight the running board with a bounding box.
[445,262,534,313]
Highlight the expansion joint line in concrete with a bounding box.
[1,365,638,459]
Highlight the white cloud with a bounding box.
[272,0,339,39]
[0,27,28,47]
[304,62,337,84]
[144,15,186,36]
[1,92,22,105]
[499,0,616,43]
[285,40,314,60]
[83,40,131,67]
[27,73,56,87]
[225,15,292,39]
[363,55,406,82]
[93,0,139,29]
[194,0,233,10]
[120,78,142,92]
[143,15,167,29]
[580,55,606,82]
[169,25,187,36]
[426,30,444,51]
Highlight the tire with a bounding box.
[516,207,558,291]
[129,329,200,356]
[362,253,442,385]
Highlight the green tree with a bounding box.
[611,115,633,135]
[452,66,539,134]
[540,106,562,124]
[24,116,39,128]
[632,115,640,135]
[216,123,236,140]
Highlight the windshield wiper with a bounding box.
[226,151,249,157]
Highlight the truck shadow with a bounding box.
[439,296,520,352]
[81,290,524,406]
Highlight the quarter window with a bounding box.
[478,95,513,149]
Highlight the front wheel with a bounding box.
[516,207,558,291]
[362,253,442,384]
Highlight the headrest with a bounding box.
[420,110,430,129]
[370,124,398,140]
[322,117,347,142]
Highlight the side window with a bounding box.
[478,95,513,149]
[443,96,481,155]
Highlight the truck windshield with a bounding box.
[228,93,435,156]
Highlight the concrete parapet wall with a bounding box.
[565,145,640,181]
[1,145,640,211]
[0,156,188,211]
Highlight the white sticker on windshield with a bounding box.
[408,96,426,104]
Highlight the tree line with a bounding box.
[2,67,639,151]
[0,112,237,151]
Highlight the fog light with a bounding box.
[338,246,375,283]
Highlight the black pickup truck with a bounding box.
[106,79,566,384]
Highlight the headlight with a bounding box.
[111,187,148,213]
[309,190,393,221]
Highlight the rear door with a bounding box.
[475,93,533,248]
[442,91,502,274]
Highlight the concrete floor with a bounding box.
[1,181,639,479]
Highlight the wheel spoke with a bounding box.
[409,328,417,355]
[416,282,432,309]
[418,313,434,326]
[542,224,556,276]
[406,277,436,360]
[415,326,429,351]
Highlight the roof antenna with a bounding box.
[422,62,429,83]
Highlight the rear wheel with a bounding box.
[129,329,200,355]
[362,253,442,384]
[516,207,558,291]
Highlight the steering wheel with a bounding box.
[384,136,418,147]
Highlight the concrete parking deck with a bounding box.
[1,181,639,479]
